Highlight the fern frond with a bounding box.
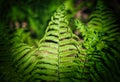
[30,5,82,82]
[77,0,120,81]
[0,25,23,82]
[75,0,120,82]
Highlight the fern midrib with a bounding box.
[58,19,60,81]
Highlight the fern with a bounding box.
[9,28,38,81]
[30,5,82,82]
[0,23,38,81]
[0,24,23,81]
[75,0,120,82]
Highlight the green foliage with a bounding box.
[31,5,82,82]
[0,0,120,82]
[75,0,120,81]
[0,5,81,82]
[0,24,21,81]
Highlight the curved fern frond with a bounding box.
[75,0,120,81]
[11,43,38,82]
[76,0,120,81]
[0,24,38,81]
[0,25,23,81]
[31,5,82,82]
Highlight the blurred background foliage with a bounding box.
[0,0,120,41]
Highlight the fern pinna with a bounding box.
[76,0,120,82]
